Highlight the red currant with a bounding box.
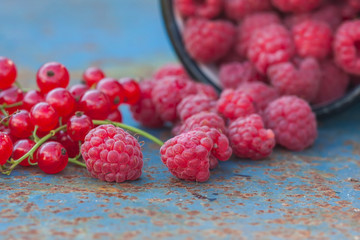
[9,110,34,138]
[106,109,123,122]
[79,90,111,120]
[0,57,17,90]
[22,90,44,111]
[13,139,36,167]
[52,130,79,158]
[119,78,141,105]
[96,78,124,109]
[0,132,13,165]
[67,113,94,142]
[46,88,75,118]
[36,62,70,94]
[0,86,24,114]
[35,141,68,174]
[30,102,59,132]
[69,84,89,102]
[83,67,105,87]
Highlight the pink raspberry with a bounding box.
[176,111,226,135]
[153,63,189,80]
[236,12,281,58]
[184,18,235,63]
[224,0,272,21]
[195,82,218,99]
[334,20,360,75]
[248,24,294,75]
[271,0,321,13]
[152,76,196,122]
[313,60,350,105]
[81,124,143,183]
[267,58,321,102]
[228,114,275,160]
[263,96,318,151]
[216,89,256,120]
[160,130,213,182]
[175,0,223,19]
[177,95,216,121]
[237,82,279,112]
[292,20,333,59]
[130,80,164,128]
[219,61,263,89]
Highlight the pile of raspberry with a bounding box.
[176,0,360,106]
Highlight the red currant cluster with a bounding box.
[0,56,156,176]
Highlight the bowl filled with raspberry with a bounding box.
[161,0,360,117]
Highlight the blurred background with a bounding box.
[0,0,176,88]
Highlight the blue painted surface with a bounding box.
[0,1,360,239]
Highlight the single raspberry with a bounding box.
[334,20,360,75]
[267,58,321,102]
[130,80,164,128]
[263,96,317,151]
[228,114,275,160]
[271,0,321,13]
[81,124,143,183]
[153,63,189,80]
[152,76,196,122]
[224,0,271,21]
[195,82,218,99]
[216,89,255,120]
[219,61,263,89]
[175,0,223,19]
[235,12,281,58]
[160,130,213,182]
[248,24,294,75]
[292,20,333,59]
[237,82,279,112]
[313,60,350,105]
[184,18,235,63]
[176,111,226,135]
[177,95,216,121]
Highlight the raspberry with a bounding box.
[176,112,226,135]
[177,95,216,121]
[195,82,218,99]
[216,89,255,120]
[292,20,333,59]
[81,124,143,183]
[219,61,264,89]
[160,130,213,182]
[334,20,360,75]
[271,0,321,13]
[267,58,321,102]
[152,76,196,122]
[130,80,164,128]
[248,24,294,75]
[235,12,281,58]
[175,0,223,19]
[237,82,279,112]
[228,114,275,160]
[263,96,317,151]
[153,63,188,80]
[184,18,235,63]
[224,0,271,21]
[313,60,350,105]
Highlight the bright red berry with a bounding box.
[78,90,111,120]
[13,139,36,167]
[36,62,70,94]
[119,78,141,105]
[52,131,79,158]
[68,84,89,102]
[67,113,94,142]
[35,141,68,174]
[22,90,44,111]
[83,67,105,87]
[30,102,59,132]
[45,88,76,117]
[0,57,17,90]
[0,86,24,114]
[9,110,34,139]
[106,109,123,122]
[0,132,12,165]
[96,78,124,109]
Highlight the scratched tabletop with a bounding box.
[0,1,360,239]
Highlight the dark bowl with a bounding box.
[160,0,360,117]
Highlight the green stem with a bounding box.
[14,81,24,92]
[32,126,40,143]
[1,101,23,109]
[0,107,8,117]
[92,120,164,146]
[68,158,86,168]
